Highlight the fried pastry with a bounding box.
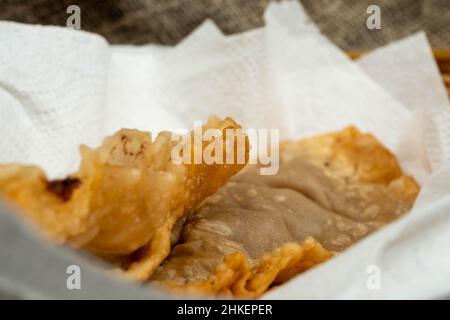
[151,127,419,297]
[0,116,249,281]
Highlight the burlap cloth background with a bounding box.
[0,0,449,50]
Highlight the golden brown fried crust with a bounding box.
[281,126,414,186]
[0,116,249,281]
[46,178,82,202]
[184,116,250,210]
[155,237,333,298]
[0,165,94,244]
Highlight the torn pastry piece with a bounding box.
[151,127,419,297]
[0,116,249,281]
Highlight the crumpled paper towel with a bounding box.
[0,24,109,178]
[1,1,450,299]
[357,32,450,183]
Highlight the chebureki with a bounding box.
[0,121,419,297]
[151,127,419,297]
[0,116,249,281]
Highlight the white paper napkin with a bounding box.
[357,32,450,181]
[0,23,109,178]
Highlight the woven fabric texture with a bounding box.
[0,0,449,50]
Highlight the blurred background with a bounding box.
[0,0,449,50]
